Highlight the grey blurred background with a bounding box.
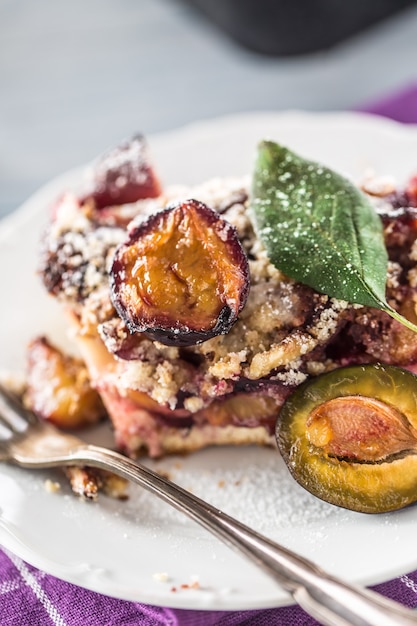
[2,0,417,218]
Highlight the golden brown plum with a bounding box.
[110,199,250,346]
[25,336,106,429]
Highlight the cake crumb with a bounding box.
[208,349,248,380]
[189,574,200,588]
[44,479,61,493]
[178,575,201,591]
[153,572,170,583]
[156,469,172,480]
[183,396,204,412]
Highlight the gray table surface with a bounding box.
[2,0,417,218]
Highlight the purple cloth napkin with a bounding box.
[1,548,417,626]
[359,83,417,124]
[3,85,417,626]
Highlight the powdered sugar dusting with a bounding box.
[121,446,337,536]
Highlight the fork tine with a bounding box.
[0,383,32,436]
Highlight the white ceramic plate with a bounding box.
[1,111,417,611]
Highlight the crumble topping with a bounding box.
[208,349,248,379]
[38,169,417,456]
[41,208,125,304]
[121,356,188,410]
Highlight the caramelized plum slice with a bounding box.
[276,363,417,513]
[24,336,106,429]
[110,199,250,346]
[80,135,161,209]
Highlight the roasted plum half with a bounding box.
[80,134,161,210]
[110,199,250,346]
[24,336,106,429]
[276,363,417,513]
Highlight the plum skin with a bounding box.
[110,199,250,346]
[80,134,161,210]
[276,363,417,514]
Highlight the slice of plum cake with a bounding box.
[34,135,417,458]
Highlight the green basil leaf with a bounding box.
[250,140,417,334]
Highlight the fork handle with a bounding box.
[53,444,416,626]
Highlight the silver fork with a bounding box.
[1,383,417,626]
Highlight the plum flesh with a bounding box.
[277,363,417,513]
[110,199,250,346]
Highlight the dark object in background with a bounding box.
[181,0,417,56]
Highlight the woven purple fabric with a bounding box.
[1,548,417,625]
[3,86,417,625]
[1,548,417,626]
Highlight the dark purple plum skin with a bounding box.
[80,135,161,209]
